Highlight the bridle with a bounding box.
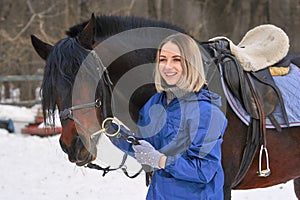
[58,50,143,178]
[58,49,116,136]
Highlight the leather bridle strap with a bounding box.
[59,99,102,136]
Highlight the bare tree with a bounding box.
[0,0,299,102]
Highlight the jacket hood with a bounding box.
[183,89,223,107]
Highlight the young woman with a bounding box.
[110,33,227,199]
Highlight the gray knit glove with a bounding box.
[132,140,164,169]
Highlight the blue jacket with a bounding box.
[110,89,227,200]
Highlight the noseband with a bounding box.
[59,99,102,134]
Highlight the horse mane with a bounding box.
[41,37,90,121]
[65,15,186,38]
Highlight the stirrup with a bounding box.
[257,145,271,177]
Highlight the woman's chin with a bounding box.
[164,80,178,86]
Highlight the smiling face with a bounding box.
[158,42,183,86]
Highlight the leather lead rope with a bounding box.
[86,153,143,178]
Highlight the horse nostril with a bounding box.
[72,135,86,154]
[59,133,92,164]
[59,139,68,154]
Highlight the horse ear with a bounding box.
[77,13,96,50]
[31,35,53,60]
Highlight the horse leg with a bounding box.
[294,177,300,199]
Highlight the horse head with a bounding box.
[31,14,108,166]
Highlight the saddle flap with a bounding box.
[222,57,242,101]
[247,71,279,117]
[221,54,279,119]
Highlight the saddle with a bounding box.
[202,38,289,188]
[275,52,300,68]
[215,40,289,129]
[210,24,290,72]
[212,39,288,126]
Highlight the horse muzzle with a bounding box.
[59,133,97,166]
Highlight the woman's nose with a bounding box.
[165,60,173,69]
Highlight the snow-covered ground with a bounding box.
[0,104,298,200]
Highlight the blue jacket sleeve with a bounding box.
[108,94,158,158]
[164,103,227,184]
[107,125,135,157]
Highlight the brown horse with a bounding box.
[31,15,300,199]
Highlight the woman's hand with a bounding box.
[133,140,165,169]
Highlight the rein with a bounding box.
[59,50,143,178]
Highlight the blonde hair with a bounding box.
[155,33,206,93]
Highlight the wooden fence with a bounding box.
[0,75,43,106]
[0,75,43,82]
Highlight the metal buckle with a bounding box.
[95,99,102,108]
[59,109,72,121]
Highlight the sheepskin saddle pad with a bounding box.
[210,24,290,71]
